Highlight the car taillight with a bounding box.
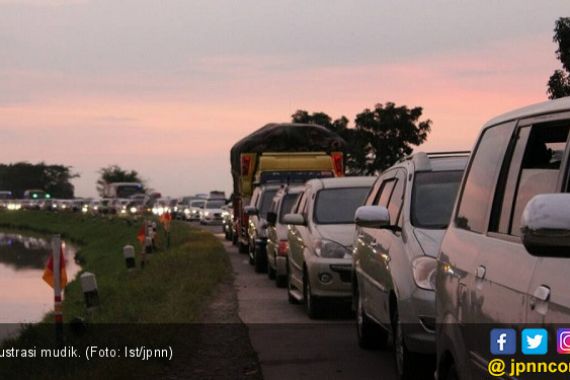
[241,154,253,176]
[331,152,344,177]
[278,240,289,256]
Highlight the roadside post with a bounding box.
[80,272,99,311]
[123,245,135,271]
[51,235,63,346]
[160,211,172,249]
[137,220,147,268]
[150,221,158,251]
[41,235,69,344]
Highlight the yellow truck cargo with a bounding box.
[230,123,346,252]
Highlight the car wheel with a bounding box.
[303,273,323,319]
[267,262,276,279]
[248,243,255,265]
[446,364,458,380]
[287,261,299,304]
[276,274,287,288]
[356,289,388,350]
[254,246,266,273]
[392,307,430,380]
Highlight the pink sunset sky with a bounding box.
[0,0,567,197]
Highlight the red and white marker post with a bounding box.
[51,235,64,345]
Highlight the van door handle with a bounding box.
[533,285,551,302]
[530,285,551,314]
[476,265,486,280]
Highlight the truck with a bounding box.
[102,182,145,199]
[230,123,346,255]
[208,191,226,200]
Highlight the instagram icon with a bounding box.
[557,329,570,354]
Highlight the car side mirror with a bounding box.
[521,193,570,257]
[282,213,306,226]
[354,206,392,229]
[266,211,277,225]
[244,206,258,216]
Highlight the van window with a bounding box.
[493,122,569,236]
[280,193,299,222]
[259,189,278,217]
[411,170,464,229]
[455,122,515,233]
[365,178,383,206]
[376,179,396,207]
[387,171,406,225]
[294,191,307,213]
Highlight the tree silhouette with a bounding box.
[291,102,432,175]
[547,17,570,99]
[355,102,431,174]
[0,162,78,198]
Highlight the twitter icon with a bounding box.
[522,329,548,355]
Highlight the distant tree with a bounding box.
[0,162,78,198]
[291,110,363,174]
[547,17,570,99]
[354,102,431,174]
[96,165,145,197]
[291,102,432,175]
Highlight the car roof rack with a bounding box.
[425,151,470,158]
[399,151,471,171]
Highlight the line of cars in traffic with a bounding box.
[223,98,570,380]
[0,190,229,225]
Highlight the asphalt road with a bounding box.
[197,223,397,380]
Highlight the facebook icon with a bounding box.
[490,329,517,355]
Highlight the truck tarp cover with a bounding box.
[230,123,345,192]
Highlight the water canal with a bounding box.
[0,231,81,324]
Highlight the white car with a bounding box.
[200,199,226,225]
[187,199,206,221]
[284,176,375,318]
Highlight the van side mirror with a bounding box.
[354,206,391,229]
[282,213,306,226]
[521,193,570,257]
[266,211,277,225]
[244,206,258,216]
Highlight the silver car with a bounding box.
[200,199,225,225]
[245,185,279,273]
[283,176,375,318]
[266,185,303,287]
[436,98,570,380]
[188,199,205,221]
[352,151,468,380]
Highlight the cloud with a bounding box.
[0,1,566,196]
[0,0,87,5]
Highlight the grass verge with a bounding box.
[0,210,230,379]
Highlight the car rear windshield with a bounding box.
[314,187,370,224]
[205,200,224,209]
[116,185,144,198]
[191,200,205,207]
[411,170,463,229]
[279,193,300,223]
[259,189,278,217]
